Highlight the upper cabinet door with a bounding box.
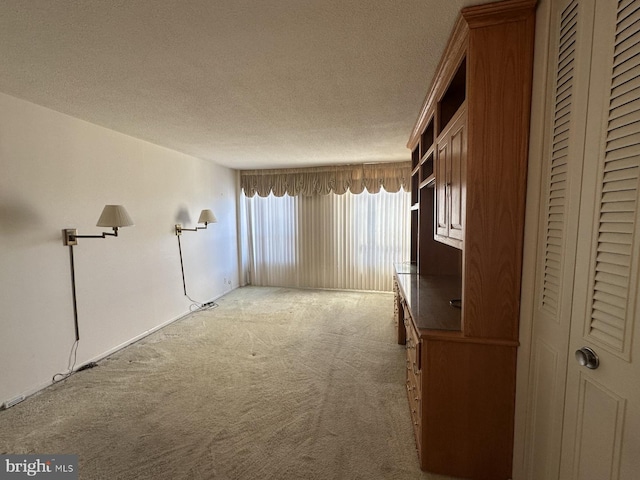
[436,139,450,239]
[435,106,466,248]
[447,111,466,242]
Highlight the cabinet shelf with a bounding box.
[420,174,435,189]
[420,145,435,164]
[438,58,467,135]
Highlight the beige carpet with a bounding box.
[0,286,463,480]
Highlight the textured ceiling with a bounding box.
[0,0,484,169]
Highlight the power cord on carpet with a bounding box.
[187,295,219,312]
[52,339,96,383]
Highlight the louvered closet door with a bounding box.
[519,0,594,477]
[559,0,640,478]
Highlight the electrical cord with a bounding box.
[52,339,79,383]
[187,295,219,312]
[53,244,101,383]
[178,235,219,312]
[52,340,99,383]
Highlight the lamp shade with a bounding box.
[96,205,134,228]
[198,209,217,224]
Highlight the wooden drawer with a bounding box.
[394,276,407,345]
[404,315,422,449]
[407,368,421,419]
[406,372,422,449]
[404,316,421,374]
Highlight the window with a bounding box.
[241,188,410,291]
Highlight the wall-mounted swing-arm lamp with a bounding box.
[63,205,134,246]
[62,205,134,344]
[175,209,217,235]
[174,209,217,299]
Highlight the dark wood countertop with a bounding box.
[393,262,418,275]
[394,265,462,333]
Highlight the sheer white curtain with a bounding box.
[241,188,410,291]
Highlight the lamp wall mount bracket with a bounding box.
[63,229,78,246]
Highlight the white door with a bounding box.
[518,0,640,478]
[518,0,595,477]
[559,1,640,478]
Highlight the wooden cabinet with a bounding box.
[395,270,519,479]
[396,0,536,478]
[435,107,466,247]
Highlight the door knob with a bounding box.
[575,346,599,369]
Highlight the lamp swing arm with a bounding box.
[174,209,217,236]
[74,227,121,239]
[64,227,121,244]
[175,223,211,235]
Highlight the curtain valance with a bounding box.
[240,162,411,197]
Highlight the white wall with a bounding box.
[0,92,239,405]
